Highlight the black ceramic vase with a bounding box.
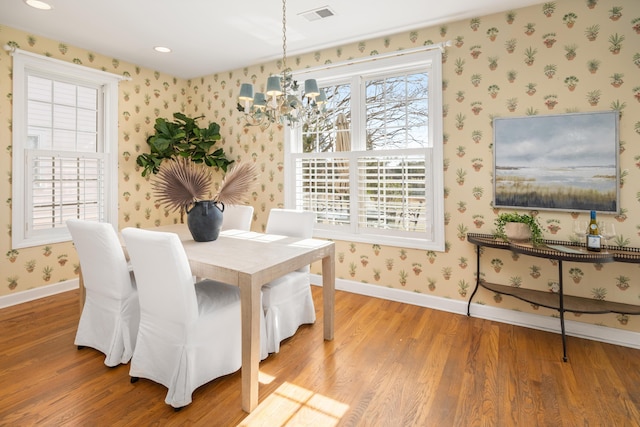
[186,200,225,242]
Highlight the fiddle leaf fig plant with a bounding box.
[136,112,233,177]
[494,212,544,245]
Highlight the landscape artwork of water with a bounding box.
[493,111,618,212]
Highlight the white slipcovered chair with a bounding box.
[67,219,139,367]
[262,209,317,353]
[221,204,254,231]
[121,227,268,409]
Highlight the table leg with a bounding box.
[322,251,335,341]
[240,275,261,413]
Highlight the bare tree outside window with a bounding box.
[302,72,428,153]
[366,72,428,150]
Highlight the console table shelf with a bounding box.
[478,281,640,315]
[466,233,640,362]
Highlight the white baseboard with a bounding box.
[0,279,79,309]
[311,274,640,350]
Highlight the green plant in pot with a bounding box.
[136,112,233,177]
[494,212,544,245]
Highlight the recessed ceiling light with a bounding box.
[24,0,53,10]
[154,46,172,53]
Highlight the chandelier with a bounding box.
[237,0,326,128]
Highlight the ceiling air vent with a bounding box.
[300,6,336,22]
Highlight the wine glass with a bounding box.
[599,221,616,247]
[573,220,587,241]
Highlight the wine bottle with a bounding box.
[586,210,601,252]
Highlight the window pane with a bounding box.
[77,132,97,152]
[384,76,407,102]
[54,104,76,130]
[357,154,427,232]
[30,154,104,230]
[53,129,77,151]
[77,86,98,109]
[408,98,428,126]
[303,83,350,153]
[77,108,97,132]
[28,76,52,102]
[27,130,48,149]
[365,79,384,103]
[294,157,350,225]
[27,100,52,127]
[407,73,428,95]
[323,84,351,120]
[302,123,334,153]
[408,125,428,148]
[53,81,77,106]
[365,72,428,150]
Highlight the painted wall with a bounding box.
[1,0,639,333]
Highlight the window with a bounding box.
[11,49,120,248]
[286,49,444,250]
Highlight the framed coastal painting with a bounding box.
[493,110,619,213]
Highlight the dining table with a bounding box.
[78,223,336,413]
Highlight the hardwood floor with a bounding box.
[1,287,639,426]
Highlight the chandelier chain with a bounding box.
[281,0,288,97]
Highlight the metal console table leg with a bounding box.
[558,260,568,362]
[467,244,481,316]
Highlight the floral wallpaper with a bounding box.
[0,29,190,293]
[1,0,639,334]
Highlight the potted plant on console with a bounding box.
[494,212,544,245]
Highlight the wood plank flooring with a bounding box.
[1,287,639,426]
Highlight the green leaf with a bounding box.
[135,113,230,176]
[151,137,172,153]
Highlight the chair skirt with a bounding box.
[262,272,316,354]
[74,288,139,367]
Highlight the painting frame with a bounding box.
[493,110,619,214]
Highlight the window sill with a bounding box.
[313,228,444,251]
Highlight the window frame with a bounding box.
[11,49,120,249]
[285,48,445,251]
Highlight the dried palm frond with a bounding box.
[214,162,259,206]
[152,158,212,212]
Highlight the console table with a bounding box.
[466,233,640,361]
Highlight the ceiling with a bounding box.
[1,0,543,79]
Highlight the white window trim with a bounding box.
[285,48,445,251]
[11,48,121,249]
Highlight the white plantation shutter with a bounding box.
[294,156,351,226]
[28,152,105,230]
[356,152,429,236]
[11,49,120,248]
